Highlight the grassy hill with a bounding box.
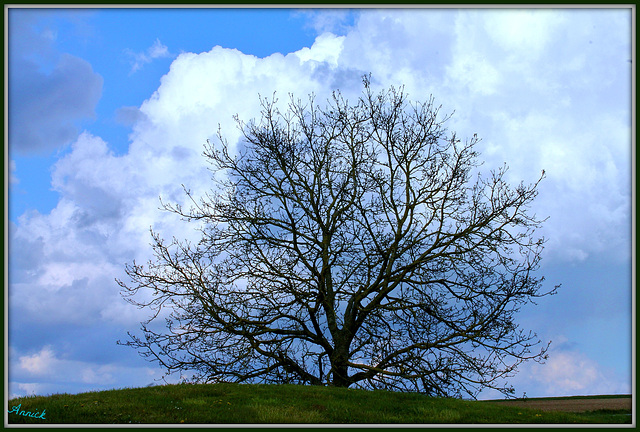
[6,382,632,425]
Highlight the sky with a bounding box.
[6,6,634,402]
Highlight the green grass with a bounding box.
[6,383,632,424]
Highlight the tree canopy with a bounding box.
[119,77,557,398]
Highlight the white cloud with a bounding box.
[9,160,19,184]
[295,9,356,35]
[529,350,631,396]
[126,38,173,74]
[484,9,565,58]
[294,32,344,66]
[10,345,172,398]
[536,352,602,394]
[80,365,117,385]
[447,10,631,263]
[446,53,501,96]
[12,383,47,399]
[19,346,58,375]
[148,38,170,58]
[477,347,631,400]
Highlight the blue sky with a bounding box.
[7,6,633,401]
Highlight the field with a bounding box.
[485,394,632,412]
[6,383,633,425]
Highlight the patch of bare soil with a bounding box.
[488,397,632,413]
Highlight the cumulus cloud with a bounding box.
[342,9,630,263]
[9,11,103,155]
[484,9,565,57]
[19,346,58,375]
[447,9,631,263]
[10,345,170,398]
[477,346,631,400]
[9,8,632,398]
[529,350,631,397]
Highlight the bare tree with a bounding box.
[119,77,557,398]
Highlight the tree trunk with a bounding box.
[330,336,352,387]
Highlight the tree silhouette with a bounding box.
[119,77,557,398]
